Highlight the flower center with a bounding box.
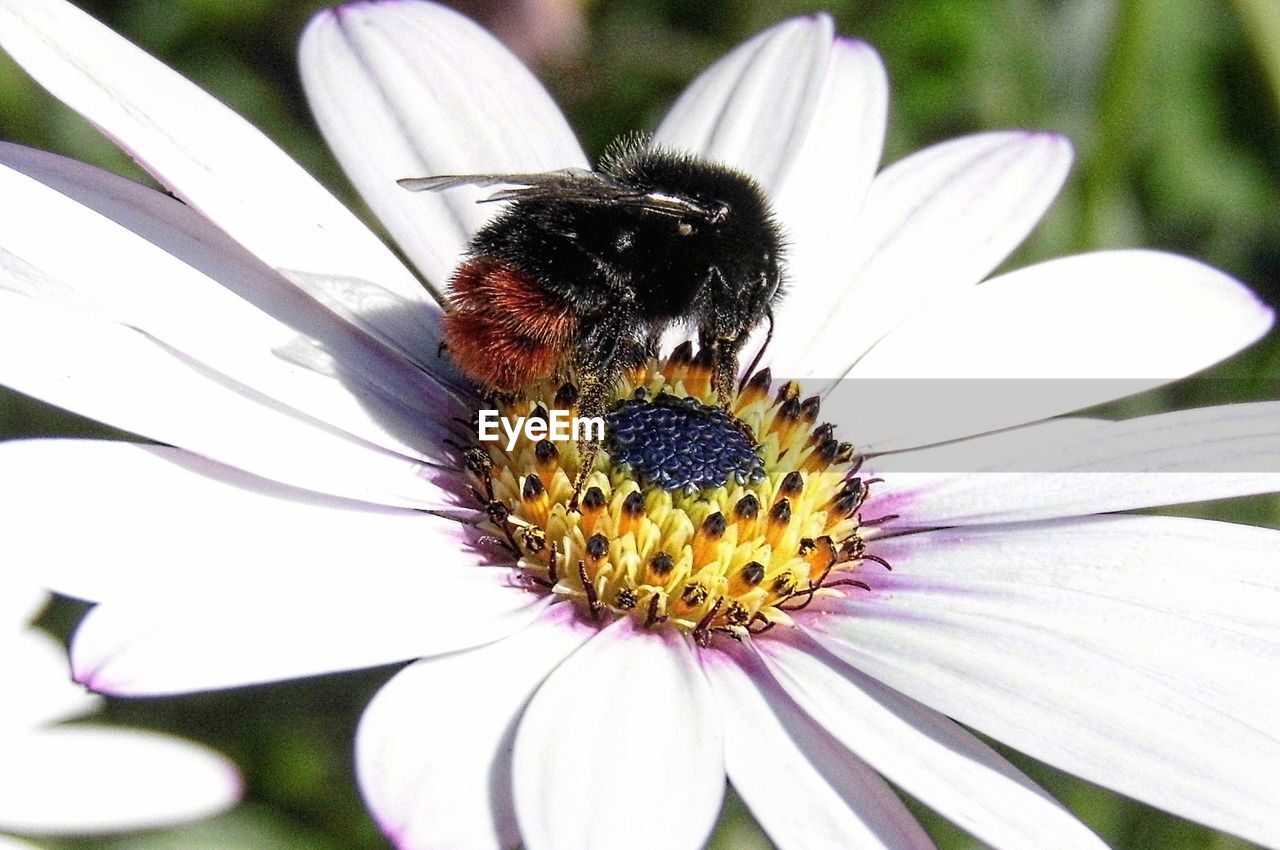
[462,342,888,646]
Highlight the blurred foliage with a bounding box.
[3,0,1280,848]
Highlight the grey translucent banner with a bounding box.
[761,378,1280,473]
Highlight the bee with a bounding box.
[401,139,785,497]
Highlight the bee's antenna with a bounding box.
[740,306,775,389]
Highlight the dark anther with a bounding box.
[809,423,834,446]
[581,486,606,512]
[723,601,750,627]
[733,493,760,521]
[774,380,800,404]
[586,533,609,560]
[800,395,821,423]
[622,490,646,518]
[616,588,638,610]
[520,525,547,553]
[739,561,765,587]
[648,551,675,579]
[667,340,694,367]
[779,471,804,498]
[464,447,496,501]
[691,345,715,372]
[834,442,856,464]
[778,396,803,422]
[534,439,558,464]
[812,437,840,465]
[522,474,545,502]
[681,582,709,608]
[701,511,727,538]
[485,500,510,525]
[742,367,772,396]
[529,405,549,424]
[769,498,792,525]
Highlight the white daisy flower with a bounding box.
[0,582,240,847]
[0,2,1278,849]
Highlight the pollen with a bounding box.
[463,343,888,646]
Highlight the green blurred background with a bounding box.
[2,0,1279,847]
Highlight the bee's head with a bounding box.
[602,141,786,336]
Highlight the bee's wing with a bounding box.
[396,168,603,197]
[398,169,710,218]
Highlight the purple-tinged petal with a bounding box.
[804,539,1280,847]
[512,617,723,850]
[757,635,1110,850]
[701,645,935,850]
[300,1,587,296]
[358,603,594,850]
[1,628,99,730]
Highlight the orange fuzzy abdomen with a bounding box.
[442,257,578,394]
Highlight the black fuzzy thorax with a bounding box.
[469,144,785,371]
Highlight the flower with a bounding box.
[0,1,1278,849]
[0,581,240,847]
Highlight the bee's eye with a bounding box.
[677,221,694,237]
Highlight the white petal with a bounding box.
[746,39,888,370]
[654,14,834,193]
[758,636,1109,850]
[805,574,1280,846]
[0,148,465,462]
[835,250,1273,450]
[0,726,240,835]
[0,439,485,605]
[513,617,723,850]
[0,628,99,731]
[847,528,1280,735]
[358,603,594,850]
[873,401,1280,526]
[777,132,1073,381]
[871,514,1280,643]
[300,1,587,294]
[701,647,935,850]
[0,294,455,509]
[0,0,442,364]
[0,835,42,850]
[72,581,552,695]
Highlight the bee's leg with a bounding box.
[711,336,743,410]
[567,320,630,511]
[568,370,609,510]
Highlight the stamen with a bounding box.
[462,345,885,644]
